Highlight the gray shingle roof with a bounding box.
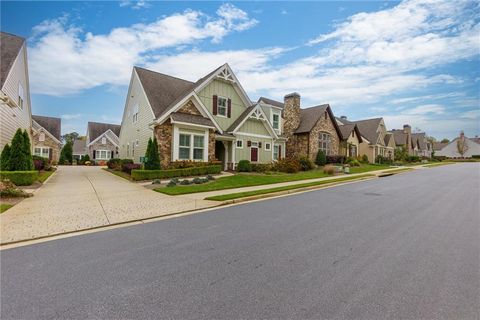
[384,133,393,146]
[72,139,86,155]
[32,115,61,141]
[295,104,329,134]
[389,129,408,146]
[433,142,448,151]
[257,97,284,108]
[170,112,214,128]
[338,123,362,142]
[411,133,427,150]
[350,118,383,144]
[1,32,25,89]
[87,122,121,142]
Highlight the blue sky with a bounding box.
[2,0,479,139]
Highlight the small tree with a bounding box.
[22,130,34,170]
[394,146,408,162]
[9,129,29,171]
[59,141,73,165]
[315,150,326,166]
[440,138,450,144]
[456,132,469,158]
[1,144,11,171]
[144,137,161,170]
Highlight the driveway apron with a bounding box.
[0,166,217,244]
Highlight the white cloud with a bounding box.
[403,104,445,115]
[28,4,257,95]
[61,113,83,120]
[460,109,480,119]
[119,0,150,10]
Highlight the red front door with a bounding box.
[250,147,258,162]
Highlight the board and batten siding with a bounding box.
[0,44,32,151]
[118,69,156,163]
[196,79,247,131]
[235,134,275,163]
[237,118,270,136]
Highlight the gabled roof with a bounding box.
[336,117,352,125]
[384,133,393,146]
[1,32,25,89]
[351,118,383,144]
[257,97,284,109]
[411,133,427,150]
[338,123,363,143]
[32,115,61,141]
[433,142,448,151]
[295,104,343,141]
[226,105,255,132]
[170,112,215,128]
[72,139,86,155]
[87,122,121,142]
[226,104,278,138]
[389,129,409,146]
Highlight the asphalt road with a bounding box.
[1,163,479,319]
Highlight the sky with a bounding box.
[1,0,479,140]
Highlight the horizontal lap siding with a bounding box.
[1,45,32,151]
[118,71,155,163]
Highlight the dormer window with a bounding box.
[272,113,280,130]
[217,97,227,117]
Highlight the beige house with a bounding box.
[31,115,62,162]
[0,32,33,151]
[86,122,121,164]
[389,125,414,155]
[337,122,363,158]
[119,64,286,170]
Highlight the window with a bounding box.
[34,147,49,158]
[101,137,106,144]
[236,140,243,148]
[250,141,258,148]
[349,144,357,158]
[18,83,24,109]
[179,134,191,160]
[132,141,135,157]
[217,97,227,117]
[39,132,45,142]
[272,113,280,130]
[319,132,331,155]
[265,143,271,151]
[127,143,130,157]
[193,136,204,160]
[95,150,111,160]
[132,104,139,123]
[273,145,280,160]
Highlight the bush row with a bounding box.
[131,165,222,181]
[0,171,39,186]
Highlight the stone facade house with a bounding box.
[119,64,285,170]
[339,117,395,163]
[280,93,343,161]
[0,32,33,151]
[31,115,62,162]
[86,122,121,164]
[389,125,415,156]
[411,132,432,158]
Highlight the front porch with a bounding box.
[215,134,236,171]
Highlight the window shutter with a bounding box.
[247,140,251,147]
[213,95,218,115]
[279,145,282,160]
[258,142,262,149]
[111,151,114,159]
[227,98,232,118]
[93,150,96,159]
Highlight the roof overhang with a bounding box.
[230,104,278,139]
[31,119,62,145]
[87,129,119,147]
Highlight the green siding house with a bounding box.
[119,64,286,170]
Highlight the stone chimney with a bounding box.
[283,93,301,137]
[403,124,411,134]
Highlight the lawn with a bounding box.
[0,203,13,213]
[103,168,132,181]
[38,170,55,183]
[205,174,375,201]
[156,164,391,196]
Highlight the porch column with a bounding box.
[223,141,229,171]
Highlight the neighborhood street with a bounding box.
[1,163,479,319]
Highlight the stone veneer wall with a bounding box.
[306,112,340,160]
[177,101,201,115]
[32,130,61,162]
[88,139,117,161]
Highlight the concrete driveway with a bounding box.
[0,166,218,244]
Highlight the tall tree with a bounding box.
[59,141,73,165]
[1,144,11,171]
[144,137,161,170]
[456,131,469,158]
[22,130,34,170]
[62,132,79,143]
[9,129,28,171]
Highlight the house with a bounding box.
[72,138,87,161]
[341,117,395,163]
[337,121,363,158]
[31,115,62,162]
[411,132,432,158]
[0,32,33,151]
[389,125,414,155]
[433,141,448,153]
[278,93,342,161]
[86,122,121,164]
[436,132,480,158]
[118,64,286,170]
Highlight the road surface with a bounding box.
[1,163,479,319]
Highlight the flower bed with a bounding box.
[131,165,222,181]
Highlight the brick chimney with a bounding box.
[403,124,411,134]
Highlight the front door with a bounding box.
[250,147,258,162]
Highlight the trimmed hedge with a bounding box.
[131,165,222,181]
[0,171,39,186]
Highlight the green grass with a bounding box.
[0,204,13,213]
[103,168,132,181]
[205,174,375,201]
[37,170,55,183]
[156,164,391,196]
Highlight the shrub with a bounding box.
[122,163,142,174]
[59,141,73,165]
[166,181,177,187]
[107,158,122,170]
[0,179,32,198]
[275,158,301,173]
[407,155,420,163]
[326,155,346,164]
[237,160,252,172]
[170,178,180,184]
[0,171,38,186]
[433,155,447,161]
[1,144,11,171]
[169,160,221,169]
[180,179,191,185]
[130,165,222,181]
[206,174,215,180]
[323,164,335,175]
[192,177,203,184]
[472,155,480,159]
[375,155,393,165]
[152,179,162,185]
[361,154,369,164]
[251,163,273,173]
[299,156,314,171]
[32,156,49,171]
[346,158,360,167]
[9,129,34,171]
[315,150,326,166]
[144,137,161,170]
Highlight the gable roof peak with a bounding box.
[1,31,26,89]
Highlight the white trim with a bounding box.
[216,95,228,117]
[170,119,215,130]
[236,139,243,149]
[31,120,62,145]
[258,100,283,110]
[34,146,50,158]
[235,132,273,139]
[230,104,278,139]
[172,124,209,162]
[265,142,272,151]
[271,109,281,134]
[87,129,119,147]
[95,149,112,160]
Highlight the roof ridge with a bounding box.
[0,31,25,41]
[134,66,194,84]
